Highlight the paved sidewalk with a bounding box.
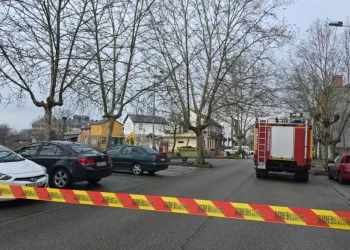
[310,159,327,175]
[156,165,201,177]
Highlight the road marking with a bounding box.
[1,184,349,231]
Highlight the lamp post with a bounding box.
[329,21,350,28]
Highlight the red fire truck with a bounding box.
[253,114,313,182]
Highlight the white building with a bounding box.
[163,110,224,152]
[123,114,168,146]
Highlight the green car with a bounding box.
[104,145,169,175]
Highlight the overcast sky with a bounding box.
[1,0,349,131]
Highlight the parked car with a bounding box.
[328,153,350,184]
[225,146,252,156]
[0,144,48,201]
[104,145,169,175]
[15,141,112,188]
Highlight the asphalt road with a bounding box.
[1,160,350,250]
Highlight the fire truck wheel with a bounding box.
[295,171,309,182]
[256,171,262,178]
[262,171,268,178]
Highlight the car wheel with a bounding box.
[148,171,157,175]
[226,152,230,156]
[52,169,71,188]
[338,172,345,184]
[88,178,101,184]
[328,169,334,180]
[261,170,268,178]
[131,163,143,175]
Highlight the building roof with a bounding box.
[90,119,123,125]
[64,129,81,135]
[124,114,168,125]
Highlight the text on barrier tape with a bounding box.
[0,184,349,230]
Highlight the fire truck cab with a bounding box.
[254,113,313,182]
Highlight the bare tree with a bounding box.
[217,58,278,150]
[0,0,97,141]
[284,19,350,168]
[74,0,157,148]
[149,0,292,164]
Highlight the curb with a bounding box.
[310,170,327,176]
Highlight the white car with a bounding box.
[0,145,48,201]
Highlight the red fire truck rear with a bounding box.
[253,113,313,182]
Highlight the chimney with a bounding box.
[332,75,343,88]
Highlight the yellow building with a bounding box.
[90,120,124,149]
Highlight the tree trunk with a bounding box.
[329,144,336,160]
[172,127,177,153]
[322,142,329,171]
[106,118,115,149]
[230,125,234,150]
[195,132,205,164]
[44,106,53,141]
[313,141,318,159]
[318,142,323,160]
[237,138,242,149]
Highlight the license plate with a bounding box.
[25,181,45,187]
[257,164,266,169]
[96,161,107,167]
[161,158,166,162]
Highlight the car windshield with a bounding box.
[142,147,158,154]
[67,144,101,155]
[0,145,24,162]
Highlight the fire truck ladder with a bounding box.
[258,120,268,166]
[304,119,308,163]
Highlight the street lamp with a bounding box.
[329,21,350,28]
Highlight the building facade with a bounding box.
[31,115,91,141]
[163,110,224,153]
[123,114,168,146]
[89,120,124,149]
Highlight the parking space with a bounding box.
[314,175,350,205]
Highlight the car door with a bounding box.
[105,146,122,170]
[119,146,133,170]
[131,147,144,163]
[343,156,350,174]
[332,155,342,176]
[16,143,43,161]
[35,143,65,175]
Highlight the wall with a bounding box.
[163,131,219,151]
[123,117,134,135]
[111,122,123,137]
[124,116,165,137]
[90,124,103,136]
[91,122,123,138]
[135,122,165,136]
